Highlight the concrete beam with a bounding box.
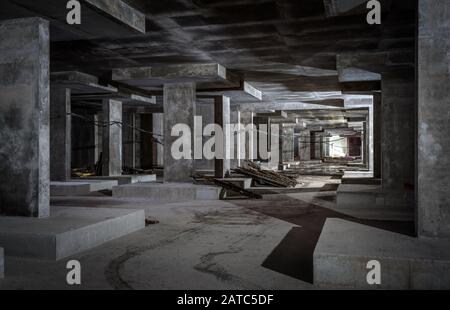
[197,81,263,102]
[83,0,146,33]
[112,63,240,90]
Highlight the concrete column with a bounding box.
[140,114,152,170]
[50,87,71,181]
[94,113,101,164]
[72,109,96,170]
[281,125,295,163]
[299,130,311,161]
[417,0,450,238]
[163,83,196,183]
[102,99,122,176]
[195,103,214,171]
[230,110,241,169]
[381,72,415,192]
[122,112,136,170]
[0,18,50,218]
[214,96,231,178]
[240,111,255,161]
[373,93,382,178]
[153,113,164,168]
[134,114,141,169]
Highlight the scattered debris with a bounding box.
[145,217,160,226]
[193,174,262,199]
[233,161,298,188]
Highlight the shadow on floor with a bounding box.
[228,185,415,283]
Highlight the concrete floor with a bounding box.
[0,176,413,290]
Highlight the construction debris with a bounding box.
[193,174,262,199]
[233,161,298,188]
[145,217,160,226]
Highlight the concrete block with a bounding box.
[113,183,220,202]
[337,184,380,208]
[0,207,145,260]
[313,219,450,289]
[80,174,156,185]
[50,180,118,196]
[0,247,3,279]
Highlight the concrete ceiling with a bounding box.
[0,0,415,113]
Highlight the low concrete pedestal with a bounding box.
[0,207,145,260]
[0,247,3,278]
[79,174,156,185]
[50,180,118,196]
[337,184,412,209]
[313,219,450,289]
[113,182,221,202]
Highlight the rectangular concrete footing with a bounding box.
[0,248,3,279]
[79,174,156,185]
[50,180,118,196]
[0,207,145,260]
[313,219,450,289]
[113,182,221,202]
[337,184,413,209]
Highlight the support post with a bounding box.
[0,18,50,218]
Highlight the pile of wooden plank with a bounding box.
[233,161,298,188]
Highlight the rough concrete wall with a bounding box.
[0,18,50,218]
[72,108,96,170]
[163,83,195,182]
[417,0,450,238]
[50,87,71,181]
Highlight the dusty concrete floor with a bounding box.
[0,176,414,290]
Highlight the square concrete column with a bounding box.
[50,87,71,181]
[195,102,214,171]
[122,112,134,170]
[153,113,164,167]
[240,112,256,161]
[373,93,382,178]
[102,99,122,176]
[164,83,196,182]
[381,72,415,192]
[281,125,295,163]
[299,130,311,161]
[214,96,231,178]
[230,109,241,169]
[0,18,50,218]
[417,0,450,238]
[140,114,152,170]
